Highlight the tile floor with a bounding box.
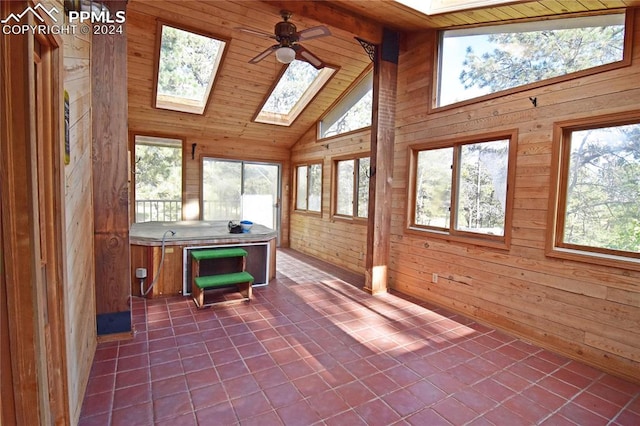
[79,249,640,425]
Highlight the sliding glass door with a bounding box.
[202,158,280,241]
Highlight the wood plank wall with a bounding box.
[290,127,371,273]
[290,10,640,382]
[389,12,640,382]
[62,10,97,421]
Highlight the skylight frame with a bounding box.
[254,60,337,127]
[153,21,228,115]
[394,0,517,15]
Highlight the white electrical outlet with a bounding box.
[135,268,147,279]
[432,273,438,283]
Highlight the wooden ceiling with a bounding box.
[126,0,639,150]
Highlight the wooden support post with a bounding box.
[364,29,399,295]
[92,0,131,334]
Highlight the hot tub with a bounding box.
[130,221,277,297]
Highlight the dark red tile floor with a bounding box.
[79,249,640,425]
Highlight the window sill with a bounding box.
[293,210,322,217]
[405,226,510,251]
[546,246,640,272]
[331,215,368,225]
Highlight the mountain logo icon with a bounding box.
[1,3,59,24]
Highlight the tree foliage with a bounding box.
[565,126,640,252]
[135,144,182,200]
[414,143,508,235]
[263,60,319,114]
[460,25,624,93]
[134,143,182,222]
[158,26,222,101]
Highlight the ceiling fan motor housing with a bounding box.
[275,20,297,45]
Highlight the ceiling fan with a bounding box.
[237,10,331,69]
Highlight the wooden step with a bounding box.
[194,271,254,289]
[191,247,247,261]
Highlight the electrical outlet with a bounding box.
[432,273,438,283]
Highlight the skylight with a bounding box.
[394,0,516,15]
[154,23,226,115]
[255,60,335,127]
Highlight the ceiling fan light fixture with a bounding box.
[275,46,296,64]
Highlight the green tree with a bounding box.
[460,25,624,93]
[158,26,222,100]
[263,60,320,113]
[457,142,508,234]
[135,143,182,222]
[565,126,640,252]
[135,145,182,200]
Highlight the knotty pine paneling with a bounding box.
[389,15,640,382]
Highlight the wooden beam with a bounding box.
[261,0,384,43]
[92,0,131,319]
[364,29,398,294]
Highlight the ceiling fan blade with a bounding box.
[236,27,276,40]
[297,25,331,42]
[249,45,279,64]
[293,45,326,69]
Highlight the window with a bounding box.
[437,13,627,107]
[410,133,516,246]
[319,69,372,139]
[134,135,183,222]
[154,23,227,114]
[295,163,322,212]
[549,115,640,267]
[202,159,281,231]
[255,60,336,126]
[334,156,370,219]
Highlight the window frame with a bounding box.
[293,162,323,215]
[332,154,371,221]
[407,130,518,249]
[153,21,228,115]
[547,111,640,271]
[432,11,633,112]
[130,132,185,223]
[318,65,373,140]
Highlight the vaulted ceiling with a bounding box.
[126,0,640,150]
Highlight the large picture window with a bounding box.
[410,132,516,246]
[295,163,322,213]
[437,13,627,107]
[334,156,370,219]
[549,114,640,268]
